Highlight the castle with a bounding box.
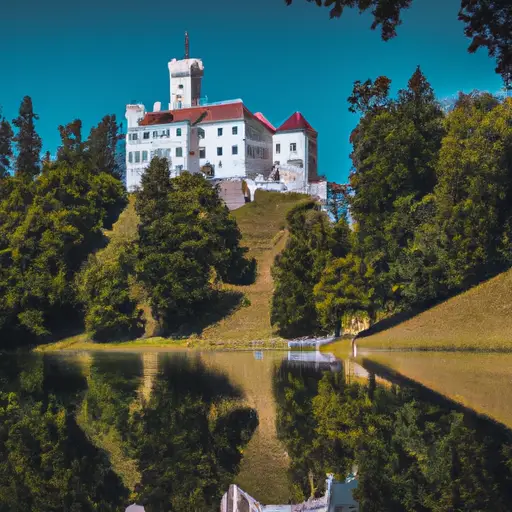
[125,33,327,206]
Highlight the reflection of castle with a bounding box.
[124,33,327,206]
[220,473,359,511]
[138,352,159,402]
[286,351,342,373]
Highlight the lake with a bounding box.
[2,348,512,511]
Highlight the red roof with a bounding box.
[254,112,276,133]
[276,112,316,134]
[139,102,274,133]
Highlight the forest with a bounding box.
[271,68,512,337]
[0,97,254,348]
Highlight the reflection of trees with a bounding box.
[128,354,258,511]
[275,359,512,511]
[0,353,259,511]
[0,354,128,512]
[77,352,143,491]
[273,361,348,502]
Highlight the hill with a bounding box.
[197,190,308,348]
[38,190,307,351]
[357,268,512,351]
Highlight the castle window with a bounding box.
[132,133,138,141]
[143,132,150,139]
[199,147,206,159]
[178,84,184,89]
[232,126,238,135]
[142,151,148,162]
[134,151,140,163]
[290,143,297,152]
[218,128,223,136]
[176,147,183,157]
[128,152,133,163]
[176,128,182,137]
[232,145,238,155]
[153,131,158,138]
[276,143,281,154]
[217,147,223,156]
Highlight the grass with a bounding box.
[357,268,512,351]
[36,190,308,353]
[197,190,308,348]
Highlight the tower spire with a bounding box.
[184,31,189,59]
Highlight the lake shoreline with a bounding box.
[33,334,289,353]
[32,333,354,354]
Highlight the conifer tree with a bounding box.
[349,67,444,310]
[271,201,338,337]
[57,119,85,165]
[12,96,42,179]
[86,114,122,179]
[0,114,13,178]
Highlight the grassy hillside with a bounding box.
[198,190,307,348]
[38,190,307,351]
[358,268,512,351]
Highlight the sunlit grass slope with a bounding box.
[198,190,308,348]
[358,268,512,351]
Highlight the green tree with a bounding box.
[434,94,512,289]
[326,183,350,223]
[271,200,338,337]
[136,161,253,333]
[12,96,42,180]
[0,114,14,178]
[388,194,450,308]
[4,162,125,339]
[57,119,85,166]
[75,242,144,342]
[136,161,214,332]
[349,67,444,311]
[86,115,123,179]
[169,172,254,285]
[314,253,375,334]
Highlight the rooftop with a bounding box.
[276,112,316,134]
[138,101,274,133]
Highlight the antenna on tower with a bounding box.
[184,31,189,59]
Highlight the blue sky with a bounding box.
[0,0,504,182]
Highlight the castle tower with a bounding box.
[168,32,204,110]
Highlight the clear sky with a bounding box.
[0,0,504,182]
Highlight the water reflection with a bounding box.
[274,355,512,511]
[0,353,129,512]
[1,350,512,511]
[354,350,512,430]
[0,352,259,512]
